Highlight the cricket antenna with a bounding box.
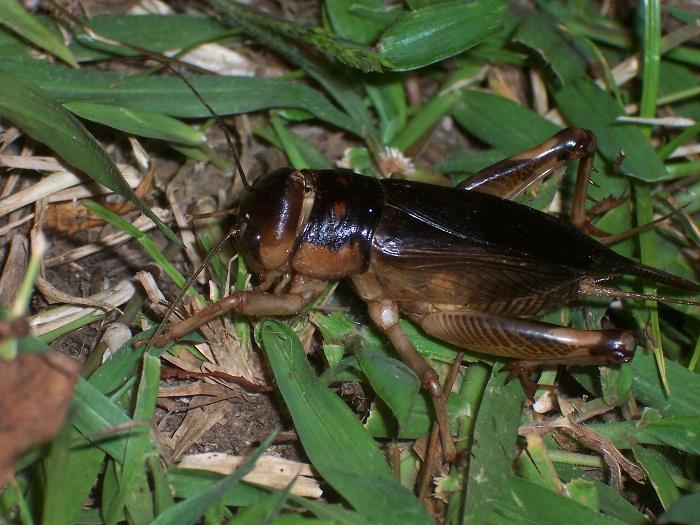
[141,66,253,353]
[165,65,251,191]
[142,224,243,353]
[44,2,250,190]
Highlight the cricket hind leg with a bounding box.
[458,127,609,235]
[366,300,458,463]
[458,128,596,201]
[412,309,637,366]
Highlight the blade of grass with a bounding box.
[631,351,700,418]
[1,58,359,136]
[260,321,433,525]
[83,201,204,303]
[104,354,160,524]
[493,475,627,525]
[208,0,377,145]
[41,425,106,525]
[150,433,277,525]
[632,445,680,511]
[70,14,229,60]
[64,102,206,146]
[636,0,666,394]
[462,364,525,525]
[0,70,178,243]
[378,0,507,71]
[0,0,77,67]
[658,492,700,525]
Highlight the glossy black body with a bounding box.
[237,168,698,307]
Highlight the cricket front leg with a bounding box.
[367,300,458,463]
[150,292,304,347]
[150,276,327,348]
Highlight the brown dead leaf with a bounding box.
[0,318,30,345]
[0,234,28,309]
[0,353,80,488]
[43,164,154,235]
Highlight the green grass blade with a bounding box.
[462,364,525,525]
[324,0,391,45]
[495,476,627,525]
[71,14,229,60]
[71,378,138,462]
[553,80,668,182]
[658,492,700,525]
[64,102,206,146]
[104,354,160,524]
[632,445,680,511]
[0,0,77,67]
[454,90,559,154]
[1,58,360,136]
[208,0,375,141]
[260,321,433,525]
[83,201,204,303]
[41,426,106,525]
[150,433,277,525]
[0,69,178,243]
[631,351,700,417]
[636,0,666,394]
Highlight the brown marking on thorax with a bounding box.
[292,240,365,279]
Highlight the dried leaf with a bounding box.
[0,352,79,488]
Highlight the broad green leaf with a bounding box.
[565,479,600,511]
[494,476,627,525]
[378,0,507,71]
[65,102,206,146]
[454,90,560,154]
[325,0,393,45]
[636,417,700,454]
[631,350,700,418]
[513,13,587,87]
[365,75,406,144]
[260,321,432,525]
[0,0,77,67]
[355,347,427,435]
[71,378,135,462]
[271,117,332,170]
[41,425,106,525]
[553,79,668,181]
[0,69,178,244]
[658,492,700,525]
